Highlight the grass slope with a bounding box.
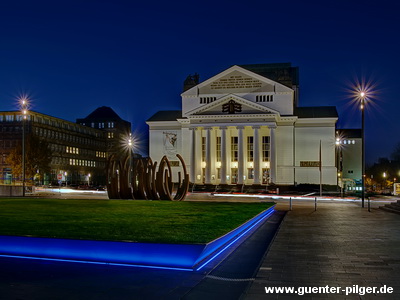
[0,198,273,244]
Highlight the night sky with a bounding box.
[1,0,399,163]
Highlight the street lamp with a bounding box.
[360,91,366,208]
[128,133,133,188]
[335,136,344,197]
[64,171,68,187]
[383,172,387,191]
[20,98,29,197]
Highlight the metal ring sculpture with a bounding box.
[106,154,189,201]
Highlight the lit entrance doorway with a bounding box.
[231,168,238,184]
[262,168,270,184]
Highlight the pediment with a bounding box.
[186,95,280,116]
[182,65,293,96]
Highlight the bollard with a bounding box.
[368,197,371,212]
[315,197,317,211]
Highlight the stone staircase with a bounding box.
[380,200,400,214]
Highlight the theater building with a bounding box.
[147,63,339,187]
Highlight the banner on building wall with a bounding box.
[163,131,178,160]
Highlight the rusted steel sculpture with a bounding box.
[106,154,189,201]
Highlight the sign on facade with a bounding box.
[300,161,321,167]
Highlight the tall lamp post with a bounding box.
[128,133,133,188]
[21,98,28,197]
[335,136,343,197]
[360,91,366,208]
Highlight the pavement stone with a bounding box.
[243,201,400,299]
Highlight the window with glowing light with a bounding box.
[231,136,238,162]
[201,137,206,162]
[247,136,254,162]
[216,136,221,162]
[262,136,270,162]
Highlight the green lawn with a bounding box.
[0,198,274,244]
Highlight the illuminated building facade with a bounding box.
[336,129,362,191]
[77,106,131,156]
[0,107,131,186]
[147,63,339,187]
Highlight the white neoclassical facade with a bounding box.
[147,64,338,186]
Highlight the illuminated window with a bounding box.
[201,137,206,162]
[216,136,221,162]
[248,168,254,179]
[262,136,270,162]
[262,168,269,184]
[247,136,253,162]
[231,136,238,162]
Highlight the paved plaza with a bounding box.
[244,199,400,299]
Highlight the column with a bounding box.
[220,126,227,185]
[190,127,196,183]
[237,126,244,185]
[205,127,212,184]
[253,126,261,184]
[269,125,277,183]
[195,127,203,184]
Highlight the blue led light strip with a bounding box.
[0,254,193,272]
[0,206,275,272]
[195,208,275,271]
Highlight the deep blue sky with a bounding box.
[1,0,399,163]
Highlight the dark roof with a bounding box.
[146,110,183,122]
[294,106,338,118]
[337,129,362,138]
[239,63,299,88]
[81,106,122,120]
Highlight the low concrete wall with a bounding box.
[0,185,23,197]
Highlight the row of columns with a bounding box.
[190,125,276,185]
